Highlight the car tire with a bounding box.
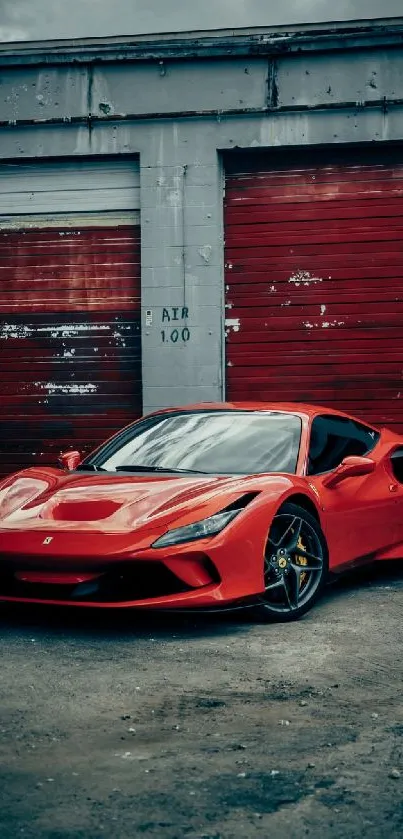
[250,501,329,623]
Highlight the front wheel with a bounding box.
[250,502,328,622]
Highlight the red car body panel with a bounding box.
[0,401,402,611]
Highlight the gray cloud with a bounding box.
[0,0,402,42]
[0,26,27,40]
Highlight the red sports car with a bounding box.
[0,402,402,621]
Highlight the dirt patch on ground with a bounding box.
[0,563,402,838]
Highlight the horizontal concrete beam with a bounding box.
[1,18,403,67]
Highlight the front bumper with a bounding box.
[0,506,269,609]
[0,551,226,609]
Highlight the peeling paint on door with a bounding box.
[0,226,142,477]
[224,150,403,431]
[288,270,323,287]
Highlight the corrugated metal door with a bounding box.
[0,160,141,477]
[224,149,403,432]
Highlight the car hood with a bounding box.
[0,468,269,533]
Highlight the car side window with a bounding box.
[390,447,403,484]
[307,415,379,476]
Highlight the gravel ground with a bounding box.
[0,562,402,839]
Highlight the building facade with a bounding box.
[1,18,403,474]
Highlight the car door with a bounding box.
[306,415,400,570]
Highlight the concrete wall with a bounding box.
[1,27,403,414]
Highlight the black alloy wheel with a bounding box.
[251,501,328,622]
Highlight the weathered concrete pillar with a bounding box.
[140,124,225,414]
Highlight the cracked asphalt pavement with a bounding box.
[0,562,402,838]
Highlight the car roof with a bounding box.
[148,401,374,424]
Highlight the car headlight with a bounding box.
[152,509,240,549]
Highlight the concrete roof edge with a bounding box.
[0,16,403,66]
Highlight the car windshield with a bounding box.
[84,411,302,475]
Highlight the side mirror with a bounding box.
[58,450,81,471]
[322,455,375,489]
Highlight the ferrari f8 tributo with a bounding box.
[1,403,402,621]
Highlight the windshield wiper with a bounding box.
[75,464,107,472]
[115,464,208,474]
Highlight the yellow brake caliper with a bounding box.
[296,535,308,587]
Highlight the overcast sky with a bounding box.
[0,0,402,43]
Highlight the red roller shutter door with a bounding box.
[0,225,141,477]
[224,149,403,432]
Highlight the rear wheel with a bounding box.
[251,502,328,622]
